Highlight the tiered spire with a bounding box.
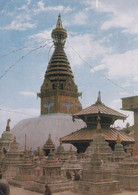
[38,15,82,115]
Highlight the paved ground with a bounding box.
[10,185,138,195]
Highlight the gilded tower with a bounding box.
[38,14,82,115]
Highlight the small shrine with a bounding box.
[1,136,24,181]
[43,134,55,156]
[79,148,120,195]
[61,92,134,153]
[12,149,35,187]
[0,119,14,153]
[56,140,67,163]
[26,150,72,193]
[115,153,138,191]
[111,134,126,162]
[86,117,112,162]
[62,146,82,181]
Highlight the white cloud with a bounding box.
[0,106,39,137]
[29,29,52,42]
[90,64,106,73]
[66,33,111,67]
[19,91,36,98]
[85,0,138,34]
[33,1,72,15]
[73,11,88,25]
[0,15,36,31]
[101,49,138,80]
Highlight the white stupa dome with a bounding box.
[11,113,85,150]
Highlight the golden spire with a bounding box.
[96,115,101,131]
[6,119,11,131]
[56,13,63,29]
[116,134,121,144]
[95,91,103,105]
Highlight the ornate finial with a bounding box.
[96,115,101,131]
[95,91,103,105]
[6,119,11,131]
[116,134,121,144]
[13,136,17,144]
[56,13,63,29]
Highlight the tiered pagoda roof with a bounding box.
[61,92,134,152]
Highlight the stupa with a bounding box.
[115,153,138,191]
[26,151,72,193]
[0,119,14,153]
[11,15,85,150]
[56,140,68,163]
[1,136,24,181]
[11,149,35,187]
[62,146,82,181]
[43,134,55,156]
[111,134,126,162]
[79,148,120,195]
[61,91,134,153]
[86,116,112,162]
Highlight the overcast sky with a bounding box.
[0,0,138,135]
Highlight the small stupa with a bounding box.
[43,134,55,156]
[79,148,120,195]
[1,136,24,181]
[0,119,14,153]
[12,138,35,187]
[111,134,126,162]
[56,140,67,163]
[26,149,72,193]
[116,152,138,191]
[86,116,112,162]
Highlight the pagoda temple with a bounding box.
[38,14,82,115]
[61,92,134,153]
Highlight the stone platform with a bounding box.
[10,185,138,195]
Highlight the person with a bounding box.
[44,184,52,195]
[0,172,10,195]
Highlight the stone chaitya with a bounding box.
[0,119,14,154]
[0,137,24,181]
[11,149,35,187]
[43,134,55,156]
[79,148,120,195]
[115,152,138,191]
[62,146,82,181]
[86,116,112,162]
[37,14,82,115]
[111,134,126,162]
[56,140,67,164]
[25,150,72,193]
